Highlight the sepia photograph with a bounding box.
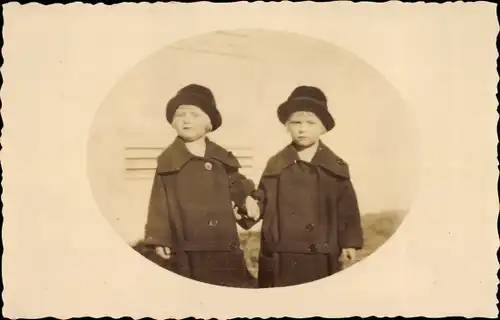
[2,3,497,318]
[87,29,417,288]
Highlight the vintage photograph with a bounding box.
[87,29,417,289]
[3,3,497,318]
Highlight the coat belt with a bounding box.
[264,241,332,254]
[173,240,242,253]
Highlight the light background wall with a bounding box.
[87,29,418,244]
[3,3,497,318]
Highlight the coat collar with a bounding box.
[262,140,350,179]
[157,136,240,173]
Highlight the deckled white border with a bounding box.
[2,2,498,318]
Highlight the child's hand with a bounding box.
[341,248,357,261]
[155,246,172,260]
[232,201,244,220]
[245,196,261,220]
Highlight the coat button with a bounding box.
[308,244,319,253]
[208,219,219,227]
[305,223,315,232]
[204,162,213,170]
[228,242,239,251]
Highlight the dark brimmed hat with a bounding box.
[166,84,222,131]
[277,85,335,131]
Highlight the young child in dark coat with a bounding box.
[252,85,364,288]
[142,84,260,287]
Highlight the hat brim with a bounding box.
[166,94,222,131]
[277,98,335,131]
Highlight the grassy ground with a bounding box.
[133,210,405,283]
[239,210,405,277]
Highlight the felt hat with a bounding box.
[166,84,222,131]
[277,85,335,131]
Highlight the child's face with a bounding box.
[286,111,326,148]
[172,105,212,142]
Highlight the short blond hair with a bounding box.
[205,122,213,133]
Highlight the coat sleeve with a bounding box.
[227,167,264,230]
[143,172,173,248]
[228,169,256,207]
[237,178,268,229]
[337,179,364,250]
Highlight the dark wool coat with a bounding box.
[252,141,364,288]
[143,137,257,287]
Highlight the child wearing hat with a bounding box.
[142,84,260,288]
[252,85,364,288]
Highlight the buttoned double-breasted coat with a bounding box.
[252,141,364,288]
[143,137,257,287]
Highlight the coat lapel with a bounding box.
[205,139,241,169]
[261,144,298,177]
[157,136,240,174]
[262,141,350,179]
[311,142,350,179]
